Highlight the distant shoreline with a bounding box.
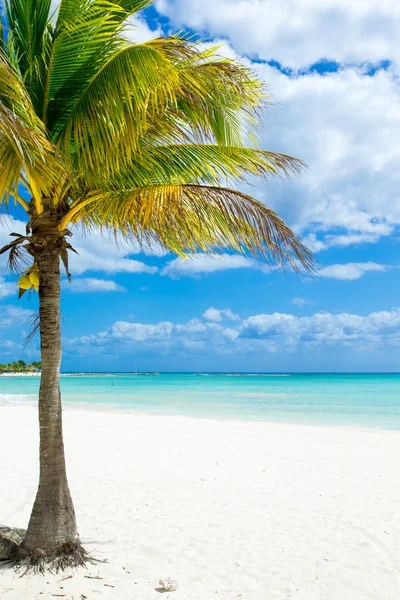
[1,371,399,377]
[0,372,160,377]
[0,372,41,377]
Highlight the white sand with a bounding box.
[1,405,400,600]
[0,373,40,377]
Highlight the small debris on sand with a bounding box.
[158,578,179,592]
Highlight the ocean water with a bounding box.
[1,373,400,429]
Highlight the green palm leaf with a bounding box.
[0,57,64,210]
[56,39,185,172]
[44,1,129,127]
[104,144,304,188]
[55,37,271,180]
[5,0,53,114]
[174,54,266,146]
[76,184,314,272]
[44,1,155,131]
[56,0,151,26]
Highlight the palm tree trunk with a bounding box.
[22,243,78,555]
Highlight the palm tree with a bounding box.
[0,0,314,565]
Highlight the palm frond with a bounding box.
[45,0,153,130]
[4,0,53,113]
[174,53,267,146]
[55,0,150,28]
[1,2,313,276]
[77,184,315,272]
[57,38,185,173]
[0,58,66,211]
[57,37,269,178]
[116,0,152,12]
[102,144,305,189]
[44,0,129,128]
[0,19,5,54]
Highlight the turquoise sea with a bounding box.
[1,373,400,429]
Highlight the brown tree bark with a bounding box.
[21,241,79,555]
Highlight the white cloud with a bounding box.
[240,309,400,348]
[249,64,400,248]
[291,297,311,307]
[62,278,126,293]
[323,233,384,248]
[318,262,388,281]
[67,228,159,275]
[156,0,399,68]
[88,320,175,344]
[67,317,239,356]
[203,307,240,322]
[161,253,267,278]
[66,307,400,357]
[124,14,163,43]
[0,277,16,299]
[302,231,387,253]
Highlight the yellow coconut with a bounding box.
[18,275,32,290]
[29,271,40,286]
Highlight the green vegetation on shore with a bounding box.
[0,360,41,373]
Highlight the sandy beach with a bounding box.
[0,373,41,377]
[1,405,399,599]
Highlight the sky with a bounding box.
[0,0,399,372]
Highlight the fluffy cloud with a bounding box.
[0,277,16,299]
[161,253,390,282]
[66,307,400,357]
[100,320,174,342]
[62,278,126,293]
[240,309,400,349]
[67,227,159,275]
[161,253,267,278]
[248,64,400,249]
[318,262,388,281]
[291,297,312,307]
[203,307,240,322]
[156,0,398,68]
[124,13,163,43]
[67,316,239,356]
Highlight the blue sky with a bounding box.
[1,0,399,372]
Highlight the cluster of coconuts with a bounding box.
[18,267,40,293]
